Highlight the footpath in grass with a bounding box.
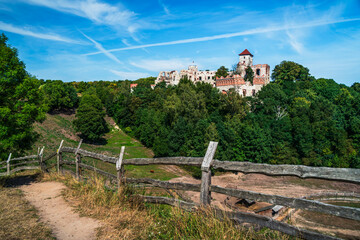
[31,113,178,181]
[0,172,54,240]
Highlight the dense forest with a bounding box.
[106,74,360,169]
[1,33,360,169]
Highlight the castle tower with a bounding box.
[239,49,253,66]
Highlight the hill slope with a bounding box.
[31,113,178,180]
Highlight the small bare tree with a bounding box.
[274,106,288,120]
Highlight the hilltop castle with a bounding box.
[154,49,270,96]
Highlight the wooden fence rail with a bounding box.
[1,140,360,240]
[60,147,360,183]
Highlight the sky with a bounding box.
[0,0,359,85]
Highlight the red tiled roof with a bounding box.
[239,49,253,56]
[130,83,138,88]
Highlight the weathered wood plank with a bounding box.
[138,195,197,211]
[75,139,83,155]
[57,140,64,174]
[211,185,360,221]
[0,160,39,169]
[10,155,38,161]
[7,153,11,176]
[116,146,125,187]
[212,160,360,183]
[216,209,340,240]
[39,146,45,172]
[200,171,211,205]
[200,141,218,205]
[61,147,359,183]
[61,147,204,165]
[201,141,218,172]
[60,160,75,165]
[126,178,201,191]
[79,163,117,180]
[0,166,41,176]
[124,157,203,166]
[75,154,81,180]
[75,140,83,180]
[61,147,117,163]
[43,152,57,162]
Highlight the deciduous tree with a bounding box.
[73,93,108,142]
[0,33,46,158]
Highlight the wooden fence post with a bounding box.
[75,139,83,180]
[6,153,12,176]
[200,141,218,206]
[57,140,64,174]
[39,146,45,172]
[116,146,125,188]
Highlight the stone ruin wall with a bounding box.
[154,50,270,96]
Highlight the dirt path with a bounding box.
[20,182,101,240]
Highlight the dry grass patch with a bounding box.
[41,172,295,240]
[147,206,293,240]
[0,174,54,240]
[43,172,152,239]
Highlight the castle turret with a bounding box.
[239,49,253,67]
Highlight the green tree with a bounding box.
[215,66,229,78]
[272,61,313,85]
[42,80,78,112]
[244,66,254,85]
[0,33,46,158]
[73,93,108,142]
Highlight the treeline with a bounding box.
[104,62,360,169]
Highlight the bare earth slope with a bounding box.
[20,181,101,240]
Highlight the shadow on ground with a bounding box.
[0,172,41,188]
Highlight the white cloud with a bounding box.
[130,58,191,72]
[0,21,81,43]
[109,69,150,80]
[286,30,304,54]
[23,0,135,28]
[80,31,122,64]
[86,17,360,55]
[121,38,131,47]
[158,0,170,15]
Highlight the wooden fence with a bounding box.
[1,140,360,240]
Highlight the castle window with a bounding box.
[243,89,247,96]
[252,89,256,96]
[208,76,210,80]
[199,76,202,80]
[256,69,260,76]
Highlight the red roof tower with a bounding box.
[239,49,253,57]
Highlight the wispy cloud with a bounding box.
[109,69,150,80]
[130,58,191,72]
[80,31,122,64]
[0,21,81,43]
[286,30,304,54]
[159,0,170,15]
[86,17,360,55]
[22,0,136,29]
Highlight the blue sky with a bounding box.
[0,0,359,85]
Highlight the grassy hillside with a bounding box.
[30,113,178,180]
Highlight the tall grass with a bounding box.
[43,172,293,240]
[43,172,151,239]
